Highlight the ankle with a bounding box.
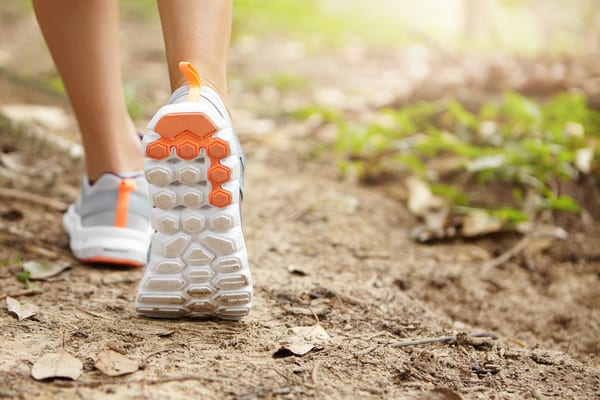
[82,120,143,181]
[171,62,228,105]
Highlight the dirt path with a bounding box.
[1,10,599,400]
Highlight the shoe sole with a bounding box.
[135,102,252,320]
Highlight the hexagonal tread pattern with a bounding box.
[153,190,177,209]
[182,215,205,233]
[145,112,232,208]
[155,215,178,234]
[137,108,251,320]
[212,214,234,231]
[153,259,185,274]
[178,166,202,185]
[185,267,214,284]
[146,166,173,186]
[184,245,214,265]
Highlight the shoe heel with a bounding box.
[136,109,252,320]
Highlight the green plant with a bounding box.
[3,255,36,289]
[326,91,599,222]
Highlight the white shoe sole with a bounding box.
[135,102,252,320]
[63,205,150,267]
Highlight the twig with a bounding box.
[310,308,320,324]
[390,332,498,348]
[0,113,83,161]
[353,345,378,357]
[311,360,322,385]
[76,307,111,320]
[483,225,567,269]
[0,288,43,300]
[0,187,68,211]
[139,349,173,369]
[482,236,531,269]
[25,244,61,259]
[0,222,66,256]
[51,374,229,388]
[531,389,548,400]
[0,222,36,240]
[272,368,291,382]
[337,292,364,307]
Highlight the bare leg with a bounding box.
[32,0,142,181]
[157,0,232,101]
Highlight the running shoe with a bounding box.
[63,173,152,267]
[135,62,252,320]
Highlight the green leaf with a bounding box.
[332,90,591,220]
[549,195,581,213]
[431,184,467,205]
[492,207,529,223]
[16,270,30,283]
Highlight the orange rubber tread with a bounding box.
[147,112,232,208]
[154,113,217,139]
[82,256,144,268]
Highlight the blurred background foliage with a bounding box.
[231,0,600,54]
[117,0,600,55]
[2,0,599,230]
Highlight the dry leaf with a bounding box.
[6,297,36,321]
[31,350,82,380]
[275,324,330,357]
[23,260,71,280]
[406,176,446,217]
[466,154,505,172]
[432,387,463,400]
[575,147,594,174]
[287,265,308,276]
[461,211,503,237]
[95,349,139,377]
[406,177,450,241]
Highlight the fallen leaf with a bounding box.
[6,296,36,320]
[522,225,568,262]
[466,154,505,172]
[483,224,568,269]
[432,387,463,400]
[564,122,584,138]
[461,211,503,237]
[406,176,447,217]
[516,223,568,240]
[287,265,308,276]
[406,177,450,238]
[23,260,71,280]
[31,350,82,380]
[95,349,139,377]
[274,324,330,357]
[575,147,594,174]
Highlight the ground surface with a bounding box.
[0,7,599,400]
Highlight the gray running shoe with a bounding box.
[135,62,252,320]
[63,173,152,266]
